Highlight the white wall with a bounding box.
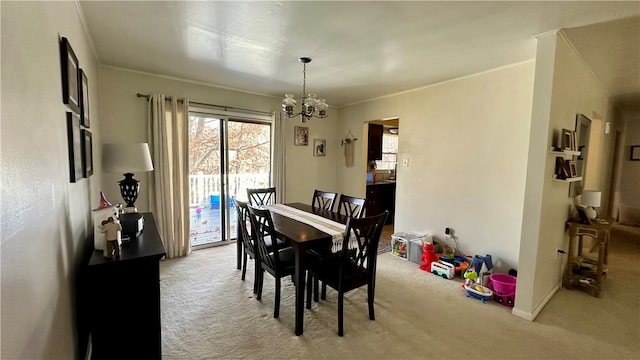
[515,32,615,320]
[619,116,640,206]
[1,2,100,358]
[337,62,535,273]
[98,66,339,208]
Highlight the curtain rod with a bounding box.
[136,93,272,116]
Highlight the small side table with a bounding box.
[564,217,613,297]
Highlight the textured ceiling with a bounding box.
[79,1,640,116]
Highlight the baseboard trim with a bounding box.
[512,283,560,321]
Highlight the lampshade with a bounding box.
[580,190,601,208]
[102,143,154,174]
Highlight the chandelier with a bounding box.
[282,57,328,123]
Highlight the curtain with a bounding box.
[147,94,191,259]
[273,112,286,203]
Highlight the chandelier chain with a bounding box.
[302,62,307,99]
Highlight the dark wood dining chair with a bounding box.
[312,190,337,211]
[337,194,366,218]
[232,197,260,294]
[310,194,366,298]
[247,187,276,206]
[305,211,388,336]
[247,205,296,319]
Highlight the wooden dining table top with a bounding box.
[268,202,348,245]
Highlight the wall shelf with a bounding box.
[550,144,581,181]
[552,175,582,182]
[550,148,581,157]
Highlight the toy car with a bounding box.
[430,260,455,279]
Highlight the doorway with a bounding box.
[188,113,272,249]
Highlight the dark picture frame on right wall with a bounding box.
[630,145,640,161]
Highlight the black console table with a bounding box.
[86,212,166,359]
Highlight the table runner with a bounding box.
[267,204,355,252]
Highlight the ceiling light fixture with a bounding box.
[282,57,328,123]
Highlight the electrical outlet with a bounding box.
[445,227,454,238]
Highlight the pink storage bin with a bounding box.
[488,274,517,295]
[488,274,517,307]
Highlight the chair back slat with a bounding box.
[337,194,366,218]
[247,187,276,206]
[232,197,254,256]
[339,211,388,277]
[247,205,280,271]
[312,190,337,211]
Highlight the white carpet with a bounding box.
[159,224,640,360]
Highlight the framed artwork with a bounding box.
[294,126,309,146]
[66,112,83,182]
[79,69,90,127]
[568,160,578,177]
[313,138,326,157]
[60,37,80,113]
[561,129,573,151]
[555,157,569,179]
[631,145,640,161]
[81,129,93,177]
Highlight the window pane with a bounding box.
[376,133,398,170]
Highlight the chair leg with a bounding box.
[368,284,375,320]
[314,277,320,302]
[306,271,313,309]
[338,292,344,337]
[274,277,281,318]
[257,268,264,300]
[241,253,248,281]
[252,259,259,294]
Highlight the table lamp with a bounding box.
[580,190,601,221]
[102,143,154,213]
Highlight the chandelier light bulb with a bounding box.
[316,98,328,117]
[282,93,296,116]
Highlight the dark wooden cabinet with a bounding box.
[367,123,383,161]
[365,182,395,224]
[86,213,166,359]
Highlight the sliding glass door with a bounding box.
[188,112,272,249]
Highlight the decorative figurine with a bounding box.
[98,191,113,208]
[101,216,122,259]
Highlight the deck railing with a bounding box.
[189,172,270,207]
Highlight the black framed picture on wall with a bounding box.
[79,69,90,127]
[81,129,93,177]
[60,37,80,113]
[66,112,83,182]
[631,145,640,161]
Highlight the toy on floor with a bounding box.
[419,242,438,272]
[430,260,455,279]
[438,254,471,275]
[463,266,478,287]
[469,254,494,285]
[464,283,493,303]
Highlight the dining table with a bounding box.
[265,202,349,336]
